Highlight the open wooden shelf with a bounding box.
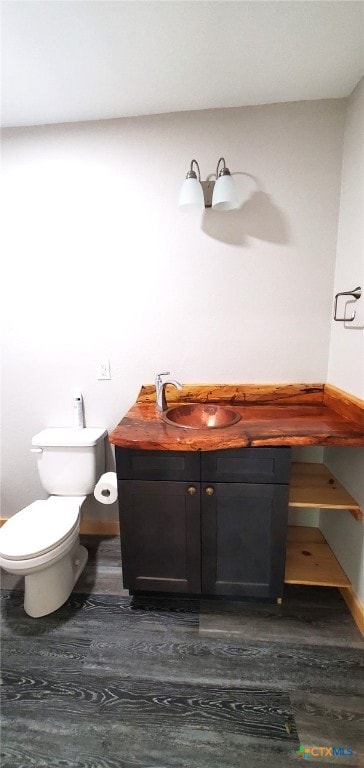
[285,526,350,588]
[289,462,362,521]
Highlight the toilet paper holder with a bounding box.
[94,472,118,505]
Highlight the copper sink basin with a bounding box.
[162,403,241,430]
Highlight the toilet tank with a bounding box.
[32,428,107,496]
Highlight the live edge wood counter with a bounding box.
[109,383,364,451]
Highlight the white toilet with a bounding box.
[0,427,107,618]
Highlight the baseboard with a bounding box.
[339,586,364,638]
[80,520,120,535]
[0,517,120,536]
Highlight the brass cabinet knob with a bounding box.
[187,486,197,495]
[205,487,214,496]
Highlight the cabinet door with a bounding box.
[118,480,201,594]
[201,447,291,484]
[201,483,288,598]
[116,448,200,481]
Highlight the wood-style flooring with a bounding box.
[1,536,363,768]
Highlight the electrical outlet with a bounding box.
[97,360,111,380]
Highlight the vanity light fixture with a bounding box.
[178,157,238,212]
[178,159,205,211]
[212,157,238,211]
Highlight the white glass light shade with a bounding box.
[178,177,204,211]
[212,174,238,211]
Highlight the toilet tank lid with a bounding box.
[32,427,108,447]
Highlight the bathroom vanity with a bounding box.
[109,382,364,604]
[116,446,290,599]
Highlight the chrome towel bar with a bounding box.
[333,286,362,322]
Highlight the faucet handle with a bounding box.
[156,371,170,381]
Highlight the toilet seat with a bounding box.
[0,496,85,561]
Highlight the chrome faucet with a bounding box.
[155,372,183,411]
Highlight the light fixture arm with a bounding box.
[216,157,231,178]
[186,159,201,181]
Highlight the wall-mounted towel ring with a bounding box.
[333,286,362,322]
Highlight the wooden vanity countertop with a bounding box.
[108,383,364,451]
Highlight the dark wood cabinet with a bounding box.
[116,448,200,482]
[201,447,291,484]
[118,480,201,593]
[201,482,288,598]
[116,447,290,600]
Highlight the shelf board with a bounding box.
[289,462,362,521]
[285,526,350,588]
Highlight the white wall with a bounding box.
[1,99,346,519]
[323,78,364,605]
[327,79,364,398]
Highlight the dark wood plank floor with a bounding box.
[1,536,363,767]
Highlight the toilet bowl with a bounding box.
[0,496,88,617]
[0,426,107,618]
